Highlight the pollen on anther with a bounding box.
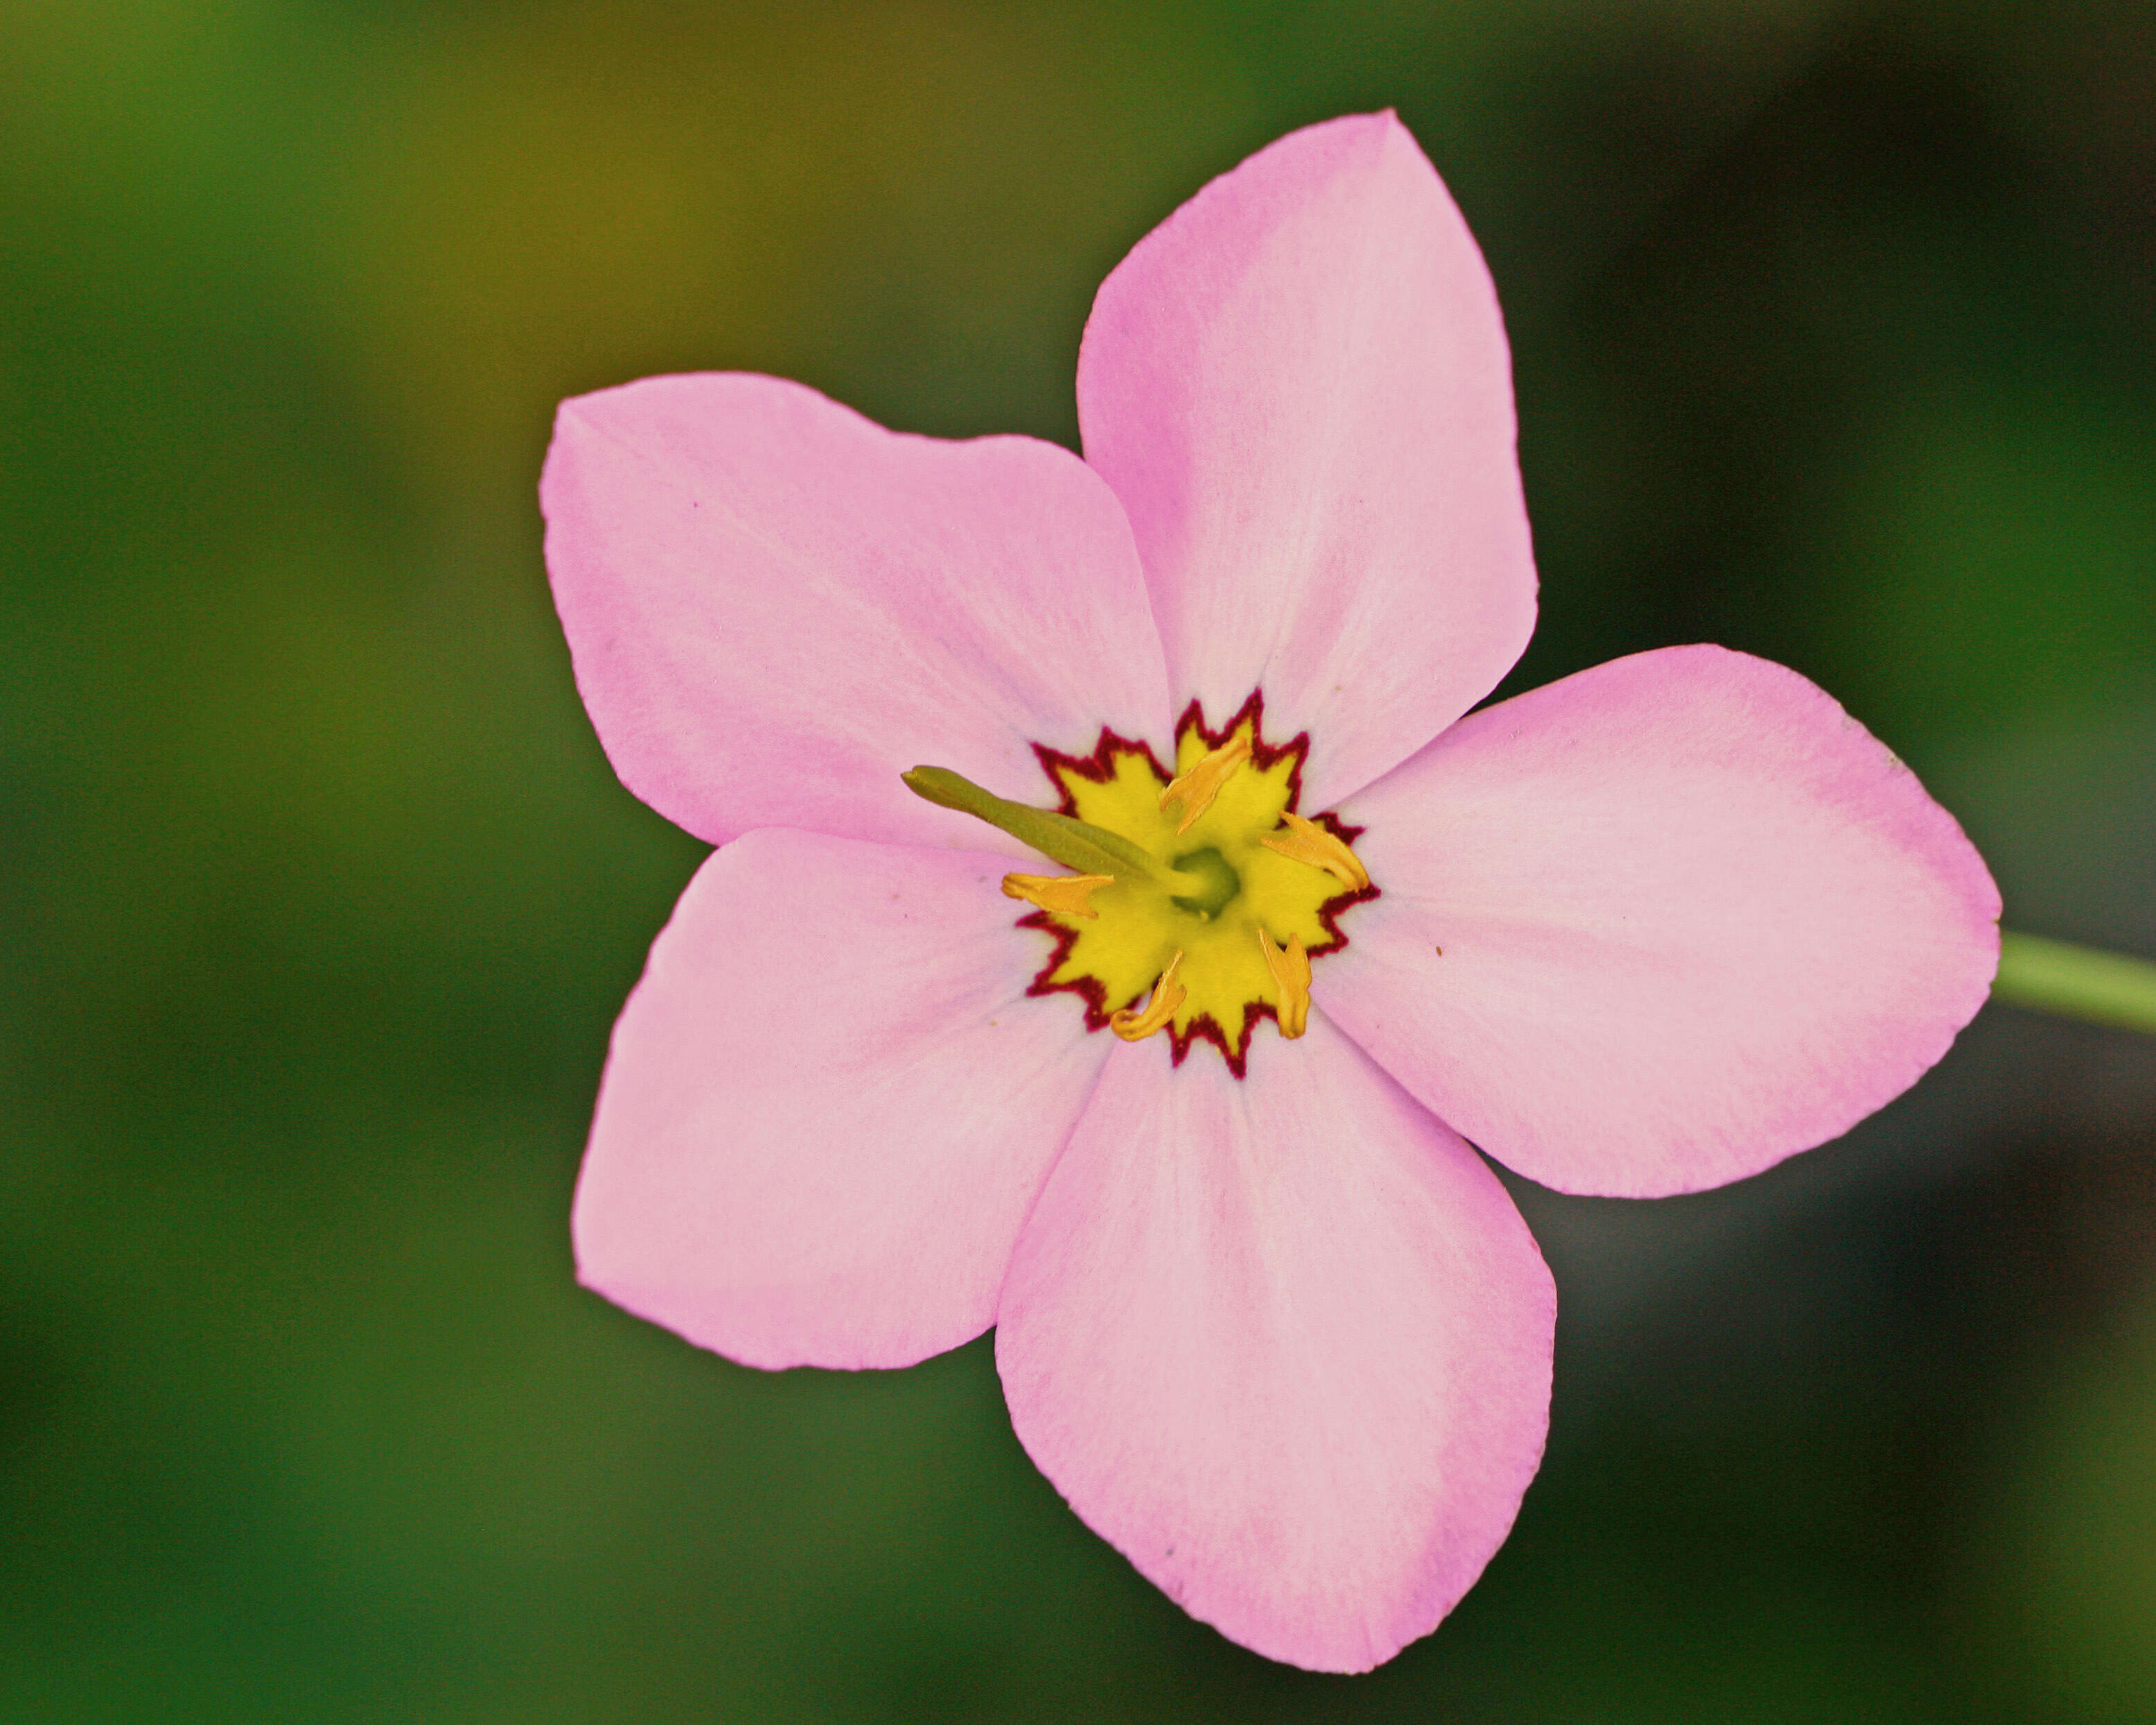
[1003,872,1114,920]
[1158,733,1252,836]
[1110,951,1187,1042]
[1259,810,1370,891]
[1258,928,1311,1039]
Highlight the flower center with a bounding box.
[904,697,1374,1074]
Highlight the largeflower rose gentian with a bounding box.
[540,112,2000,1671]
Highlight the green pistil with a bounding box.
[902,766,1200,893]
[1168,848,1241,920]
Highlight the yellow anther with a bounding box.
[1110,950,1187,1042]
[1257,928,1311,1038]
[1259,810,1370,891]
[1002,872,1115,920]
[1158,732,1253,836]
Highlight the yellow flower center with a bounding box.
[911,697,1375,1075]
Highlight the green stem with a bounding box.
[902,766,1187,888]
[1994,931,2156,1035]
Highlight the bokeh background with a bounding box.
[5,0,2154,1718]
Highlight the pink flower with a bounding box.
[540,113,2000,1672]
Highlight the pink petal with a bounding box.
[1076,112,1536,808]
[1323,646,2003,1199]
[995,1018,1554,1672]
[542,372,1171,851]
[574,828,1112,1370]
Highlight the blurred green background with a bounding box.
[4,0,2153,1719]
